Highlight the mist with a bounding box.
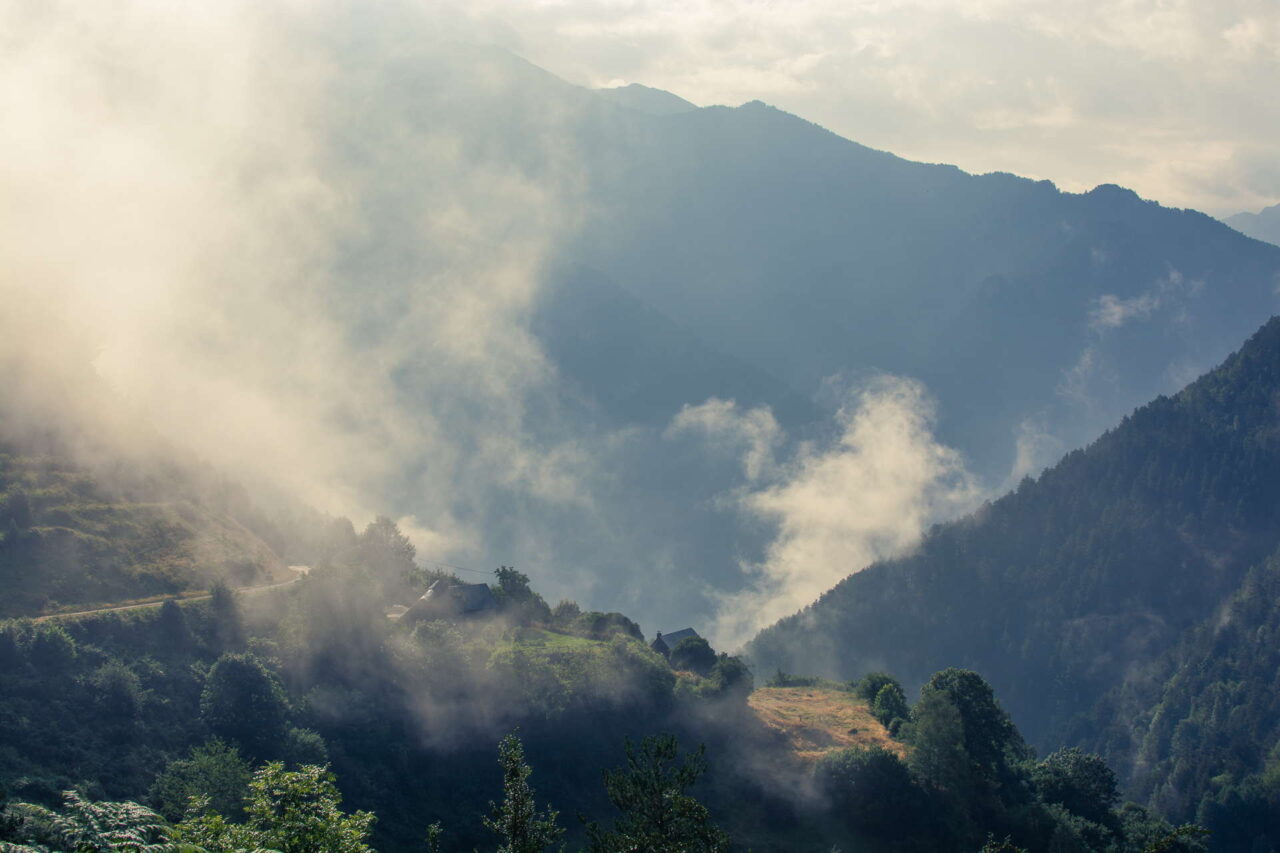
[7,0,1278,653]
[0,2,603,577]
[671,377,982,649]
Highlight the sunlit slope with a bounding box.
[749,315,1280,813]
[0,444,286,617]
[748,686,904,762]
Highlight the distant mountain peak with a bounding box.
[1226,201,1280,247]
[593,82,698,116]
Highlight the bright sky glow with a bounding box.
[463,0,1280,216]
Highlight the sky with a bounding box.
[461,0,1280,217]
[4,0,1279,646]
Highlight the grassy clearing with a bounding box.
[748,686,907,762]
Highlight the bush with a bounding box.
[200,653,289,759]
[669,637,716,677]
[816,747,927,836]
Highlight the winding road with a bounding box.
[30,566,310,623]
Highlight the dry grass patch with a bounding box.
[748,686,907,763]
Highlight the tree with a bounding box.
[149,739,251,822]
[855,672,898,703]
[26,625,77,672]
[920,669,1025,773]
[669,637,716,677]
[1032,747,1119,826]
[871,681,911,732]
[816,746,926,836]
[178,762,375,853]
[586,734,728,853]
[709,654,753,698]
[208,583,243,652]
[356,516,417,597]
[199,653,289,759]
[492,567,551,625]
[484,733,563,853]
[156,599,189,654]
[90,660,143,721]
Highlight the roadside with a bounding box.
[29,565,311,623]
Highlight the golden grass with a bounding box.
[748,686,907,763]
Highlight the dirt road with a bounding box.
[30,566,310,623]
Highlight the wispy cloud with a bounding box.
[0,0,597,570]
[672,376,981,650]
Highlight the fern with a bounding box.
[4,792,181,853]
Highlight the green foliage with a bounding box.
[871,682,910,733]
[1032,748,1119,827]
[177,762,374,853]
[816,747,926,837]
[567,612,642,642]
[669,637,716,677]
[3,790,174,852]
[854,672,897,704]
[487,634,675,718]
[749,317,1280,848]
[708,654,753,698]
[90,661,144,721]
[199,654,288,760]
[149,740,251,823]
[27,626,77,672]
[483,734,563,853]
[585,734,727,853]
[491,567,552,626]
[0,441,286,619]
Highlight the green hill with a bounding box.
[749,316,1280,846]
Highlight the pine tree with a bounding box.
[484,734,563,853]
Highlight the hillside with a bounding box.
[564,93,1280,479]
[0,553,1203,853]
[748,315,1280,842]
[747,686,903,763]
[0,439,294,617]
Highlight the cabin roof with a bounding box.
[659,627,699,646]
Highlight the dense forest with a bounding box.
[749,316,1280,850]
[0,503,1205,852]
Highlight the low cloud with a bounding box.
[674,376,981,650]
[667,398,782,482]
[1091,292,1161,330]
[0,0,598,575]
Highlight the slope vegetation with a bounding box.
[747,686,903,762]
[749,316,1280,838]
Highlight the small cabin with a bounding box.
[651,627,700,657]
[402,578,497,623]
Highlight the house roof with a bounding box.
[404,579,497,621]
[659,627,699,647]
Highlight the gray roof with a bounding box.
[658,627,699,647]
[404,579,497,621]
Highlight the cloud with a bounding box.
[0,0,598,573]
[675,376,981,650]
[666,398,782,482]
[465,0,1280,214]
[1090,292,1161,330]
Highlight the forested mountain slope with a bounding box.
[748,316,1280,824]
[566,90,1280,478]
[0,439,286,617]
